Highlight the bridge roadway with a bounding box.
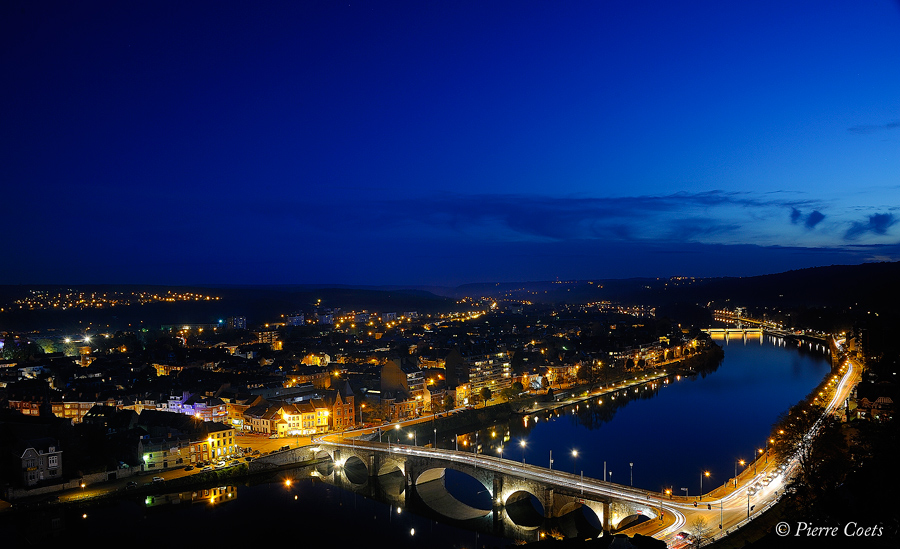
[309,340,858,546]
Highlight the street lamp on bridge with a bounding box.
[572,449,578,474]
[700,470,710,500]
[520,440,527,464]
[735,459,745,486]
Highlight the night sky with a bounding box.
[3,1,899,286]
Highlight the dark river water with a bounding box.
[2,334,831,547]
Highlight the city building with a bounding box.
[16,438,63,486]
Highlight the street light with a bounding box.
[630,462,633,487]
[572,450,578,474]
[520,440,527,464]
[408,431,416,446]
[498,445,504,460]
[735,459,745,486]
[700,471,710,499]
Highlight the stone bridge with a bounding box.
[304,441,663,540]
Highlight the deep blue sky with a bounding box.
[3,1,899,286]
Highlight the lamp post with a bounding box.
[735,459,744,487]
[747,487,751,518]
[498,445,504,461]
[572,450,578,474]
[549,450,553,471]
[630,462,633,487]
[700,471,710,500]
[408,431,416,446]
[434,428,437,448]
[520,440,527,464]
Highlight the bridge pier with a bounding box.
[602,501,610,531]
[547,489,554,519]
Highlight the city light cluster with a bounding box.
[6,289,221,311]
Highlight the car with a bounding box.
[676,532,693,540]
[244,456,253,462]
[183,465,195,471]
[201,466,213,472]
[152,477,164,483]
[269,434,279,439]
[125,481,138,490]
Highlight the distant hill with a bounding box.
[435,262,900,310]
[2,262,897,332]
[0,285,460,332]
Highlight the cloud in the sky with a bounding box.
[848,120,900,134]
[386,191,823,247]
[805,210,825,228]
[844,213,896,240]
[791,208,826,229]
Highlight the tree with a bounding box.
[480,387,492,407]
[688,516,712,547]
[771,400,825,480]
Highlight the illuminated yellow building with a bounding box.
[190,423,237,465]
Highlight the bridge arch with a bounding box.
[503,490,544,529]
[312,447,335,476]
[557,502,603,539]
[340,455,369,485]
[414,467,493,521]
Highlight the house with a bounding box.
[328,381,356,431]
[16,437,63,487]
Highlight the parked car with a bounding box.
[125,481,138,490]
[183,465,195,471]
[152,477,164,483]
